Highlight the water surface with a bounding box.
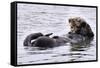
[17,3,96,65]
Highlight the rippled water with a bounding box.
[17,3,97,65]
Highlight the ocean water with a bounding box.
[17,3,97,65]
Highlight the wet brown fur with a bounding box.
[68,17,94,38]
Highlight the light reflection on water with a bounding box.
[17,4,96,65]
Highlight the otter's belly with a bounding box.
[63,33,88,44]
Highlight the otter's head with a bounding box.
[68,17,87,33]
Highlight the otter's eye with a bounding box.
[71,26,73,28]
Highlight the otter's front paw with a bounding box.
[68,36,73,39]
[68,32,72,34]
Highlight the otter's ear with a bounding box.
[81,22,86,27]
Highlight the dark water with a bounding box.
[17,4,96,65]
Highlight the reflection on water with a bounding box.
[69,39,94,61]
[17,4,96,65]
[70,38,94,51]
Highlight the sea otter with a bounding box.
[68,17,94,38]
[23,17,94,48]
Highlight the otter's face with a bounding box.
[69,17,82,27]
[68,17,82,33]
